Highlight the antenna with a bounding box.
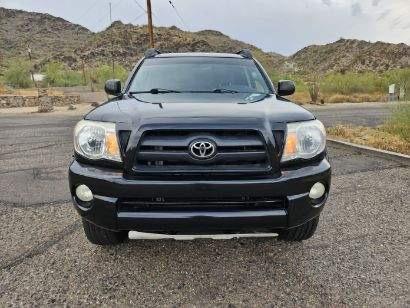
[144,48,161,58]
[236,49,253,59]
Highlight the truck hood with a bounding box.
[84,93,315,125]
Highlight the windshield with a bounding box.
[128,57,271,94]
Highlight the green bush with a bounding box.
[383,103,410,142]
[44,62,64,86]
[385,69,410,101]
[60,70,84,87]
[4,59,33,88]
[90,64,128,87]
[317,69,410,97]
[320,72,388,95]
[44,62,85,87]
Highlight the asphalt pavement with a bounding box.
[306,102,394,127]
[0,107,408,306]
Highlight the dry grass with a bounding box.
[328,125,410,154]
[382,103,410,142]
[289,91,387,105]
[324,93,387,104]
[288,91,312,105]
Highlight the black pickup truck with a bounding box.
[69,49,331,245]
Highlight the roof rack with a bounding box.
[236,49,253,59]
[144,48,161,58]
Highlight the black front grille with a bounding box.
[134,130,271,174]
[118,196,284,212]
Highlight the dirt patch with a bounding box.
[0,103,93,116]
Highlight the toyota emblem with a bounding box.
[189,139,216,160]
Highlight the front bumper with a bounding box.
[69,159,331,234]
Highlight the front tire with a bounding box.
[278,216,319,241]
[82,219,127,245]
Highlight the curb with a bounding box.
[327,138,410,166]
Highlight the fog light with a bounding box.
[309,182,325,199]
[75,184,93,202]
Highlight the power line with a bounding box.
[77,0,101,23]
[130,12,147,24]
[132,0,158,19]
[132,0,147,13]
[167,0,190,31]
[75,0,101,35]
[95,0,124,27]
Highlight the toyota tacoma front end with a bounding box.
[68,50,331,245]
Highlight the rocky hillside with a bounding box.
[0,7,283,73]
[0,7,91,67]
[67,21,284,73]
[286,38,410,74]
[0,7,409,75]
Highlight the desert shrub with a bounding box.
[325,93,386,104]
[385,69,410,101]
[44,62,85,87]
[320,72,388,95]
[90,64,128,87]
[60,70,84,87]
[382,103,410,142]
[307,82,320,103]
[0,79,5,94]
[273,68,409,104]
[4,58,33,88]
[288,91,311,105]
[325,94,350,104]
[44,62,64,86]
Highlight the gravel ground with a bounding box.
[0,111,408,306]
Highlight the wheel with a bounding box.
[82,219,127,245]
[278,216,319,241]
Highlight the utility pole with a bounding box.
[109,2,115,77]
[146,0,154,48]
[27,45,37,88]
[81,59,87,85]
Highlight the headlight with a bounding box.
[74,120,122,162]
[281,120,326,162]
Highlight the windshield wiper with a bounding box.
[212,88,239,93]
[130,88,181,94]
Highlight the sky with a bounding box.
[0,0,409,55]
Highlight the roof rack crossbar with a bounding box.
[236,49,253,59]
[144,48,161,58]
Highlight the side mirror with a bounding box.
[104,79,122,96]
[277,80,295,96]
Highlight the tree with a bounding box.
[4,59,33,88]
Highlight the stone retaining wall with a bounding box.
[0,95,80,108]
